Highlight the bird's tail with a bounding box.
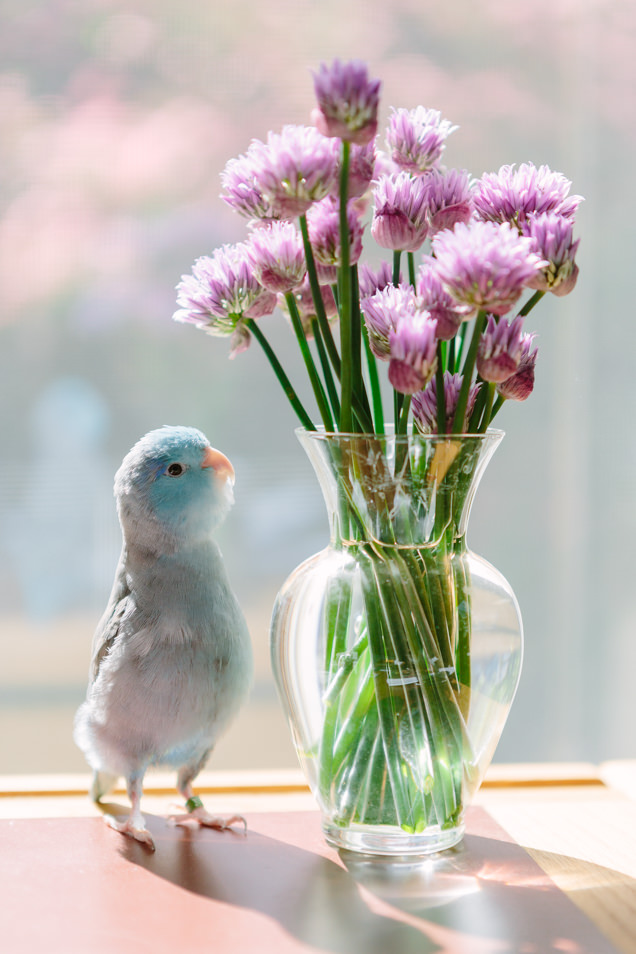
[90,770,119,803]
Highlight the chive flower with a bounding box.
[307,196,365,269]
[476,314,525,383]
[522,212,580,296]
[422,168,474,235]
[432,220,545,316]
[417,257,465,340]
[173,243,276,357]
[413,372,481,434]
[386,106,458,176]
[371,171,430,252]
[473,162,583,227]
[496,334,538,401]
[388,312,438,394]
[247,221,307,294]
[311,59,381,145]
[224,126,338,221]
[360,284,421,359]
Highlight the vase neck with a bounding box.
[297,430,503,549]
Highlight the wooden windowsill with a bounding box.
[2,761,636,954]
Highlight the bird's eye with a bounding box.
[166,463,185,477]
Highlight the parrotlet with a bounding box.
[73,426,252,850]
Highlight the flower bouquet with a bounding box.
[174,60,582,853]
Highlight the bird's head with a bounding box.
[114,426,235,552]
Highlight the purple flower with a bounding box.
[283,276,338,336]
[476,314,525,383]
[307,196,364,268]
[412,372,481,434]
[241,126,339,220]
[173,243,276,357]
[371,172,430,252]
[522,213,580,296]
[388,313,438,394]
[417,258,465,340]
[247,221,306,294]
[422,168,474,235]
[220,152,278,221]
[496,334,538,401]
[473,163,583,227]
[334,141,377,199]
[386,106,458,176]
[311,59,381,146]
[373,149,402,179]
[432,220,545,316]
[358,260,400,298]
[360,284,421,359]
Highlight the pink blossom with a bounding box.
[371,171,430,252]
[522,212,580,296]
[417,257,465,340]
[334,141,377,198]
[358,261,399,299]
[360,284,421,359]
[496,334,538,401]
[476,314,525,383]
[238,126,339,220]
[386,106,458,176]
[388,312,438,394]
[432,220,545,316]
[473,163,583,227]
[413,372,481,434]
[247,221,306,293]
[307,196,364,269]
[422,168,474,235]
[221,152,278,221]
[173,243,276,356]
[311,59,381,146]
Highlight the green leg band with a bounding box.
[186,795,203,813]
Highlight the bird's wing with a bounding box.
[88,550,133,684]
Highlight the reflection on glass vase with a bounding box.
[270,428,523,856]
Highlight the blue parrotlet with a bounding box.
[74,426,253,850]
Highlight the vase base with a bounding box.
[322,820,465,857]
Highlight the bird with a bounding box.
[73,425,253,850]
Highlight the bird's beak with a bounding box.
[201,446,235,486]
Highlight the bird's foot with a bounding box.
[105,813,156,851]
[170,795,247,833]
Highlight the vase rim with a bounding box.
[296,426,505,441]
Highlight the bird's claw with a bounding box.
[170,805,247,834]
[105,813,156,851]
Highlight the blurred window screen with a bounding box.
[0,1,632,775]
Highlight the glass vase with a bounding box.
[270,428,523,856]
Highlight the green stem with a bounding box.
[407,251,416,287]
[467,377,487,432]
[435,343,446,434]
[394,390,404,435]
[448,335,456,374]
[451,311,487,434]
[285,293,334,430]
[363,326,384,434]
[517,289,546,317]
[299,214,341,376]
[397,394,412,436]
[246,318,315,430]
[311,317,341,423]
[392,250,402,287]
[477,381,496,433]
[455,555,472,699]
[338,141,353,432]
[350,265,373,427]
